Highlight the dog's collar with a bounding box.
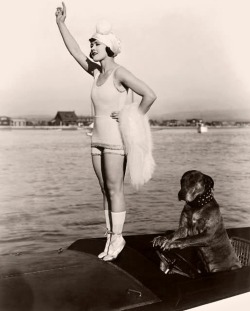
[188,188,214,208]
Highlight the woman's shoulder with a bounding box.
[115,65,130,74]
[114,66,134,81]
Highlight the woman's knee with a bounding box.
[106,181,123,198]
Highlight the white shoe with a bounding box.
[98,230,111,259]
[102,234,126,261]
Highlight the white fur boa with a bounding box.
[119,103,155,189]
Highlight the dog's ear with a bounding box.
[203,174,214,189]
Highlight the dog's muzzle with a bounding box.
[178,190,186,201]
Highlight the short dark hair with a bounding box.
[105,46,115,57]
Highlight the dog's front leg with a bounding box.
[171,226,188,240]
[153,226,189,249]
[169,209,190,241]
[167,231,213,250]
[153,208,189,249]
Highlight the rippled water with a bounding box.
[0,128,249,255]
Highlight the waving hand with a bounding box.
[55,2,66,24]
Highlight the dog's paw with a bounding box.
[153,236,171,248]
[152,236,164,247]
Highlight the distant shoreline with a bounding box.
[151,125,250,130]
[0,125,83,131]
[0,125,249,131]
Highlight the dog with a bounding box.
[153,170,242,273]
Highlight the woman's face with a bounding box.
[90,40,107,61]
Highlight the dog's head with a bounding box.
[178,170,214,203]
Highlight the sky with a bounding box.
[1,0,250,118]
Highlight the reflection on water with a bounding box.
[0,128,249,254]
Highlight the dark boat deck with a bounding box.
[0,227,249,310]
[69,227,250,310]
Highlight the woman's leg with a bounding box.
[102,152,127,213]
[91,152,108,210]
[102,152,127,261]
[92,152,111,258]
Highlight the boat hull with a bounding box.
[0,227,249,310]
[198,126,208,133]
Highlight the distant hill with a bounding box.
[10,114,54,122]
[152,109,250,122]
[9,109,250,123]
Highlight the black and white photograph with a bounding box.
[0,0,249,310]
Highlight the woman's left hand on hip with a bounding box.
[110,111,120,122]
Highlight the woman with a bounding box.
[55,2,156,261]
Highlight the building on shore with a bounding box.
[49,111,94,127]
[0,117,26,127]
[11,118,27,127]
[186,119,203,126]
[0,116,12,126]
[49,111,78,126]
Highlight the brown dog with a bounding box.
[153,170,242,273]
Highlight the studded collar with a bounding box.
[188,185,215,209]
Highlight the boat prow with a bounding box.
[86,122,94,137]
[197,122,208,133]
[0,250,161,310]
[0,227,249,310]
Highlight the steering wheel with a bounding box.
[156,250,201,278]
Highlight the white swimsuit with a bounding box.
[91,67,129,150]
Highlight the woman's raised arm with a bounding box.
[55,2,100,75]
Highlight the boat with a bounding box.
[86,122,94,137]
[197,122,208,133]
[0,227,249,310]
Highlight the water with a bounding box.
[0,128,249,255]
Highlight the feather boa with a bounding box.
[119,103,155,190]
